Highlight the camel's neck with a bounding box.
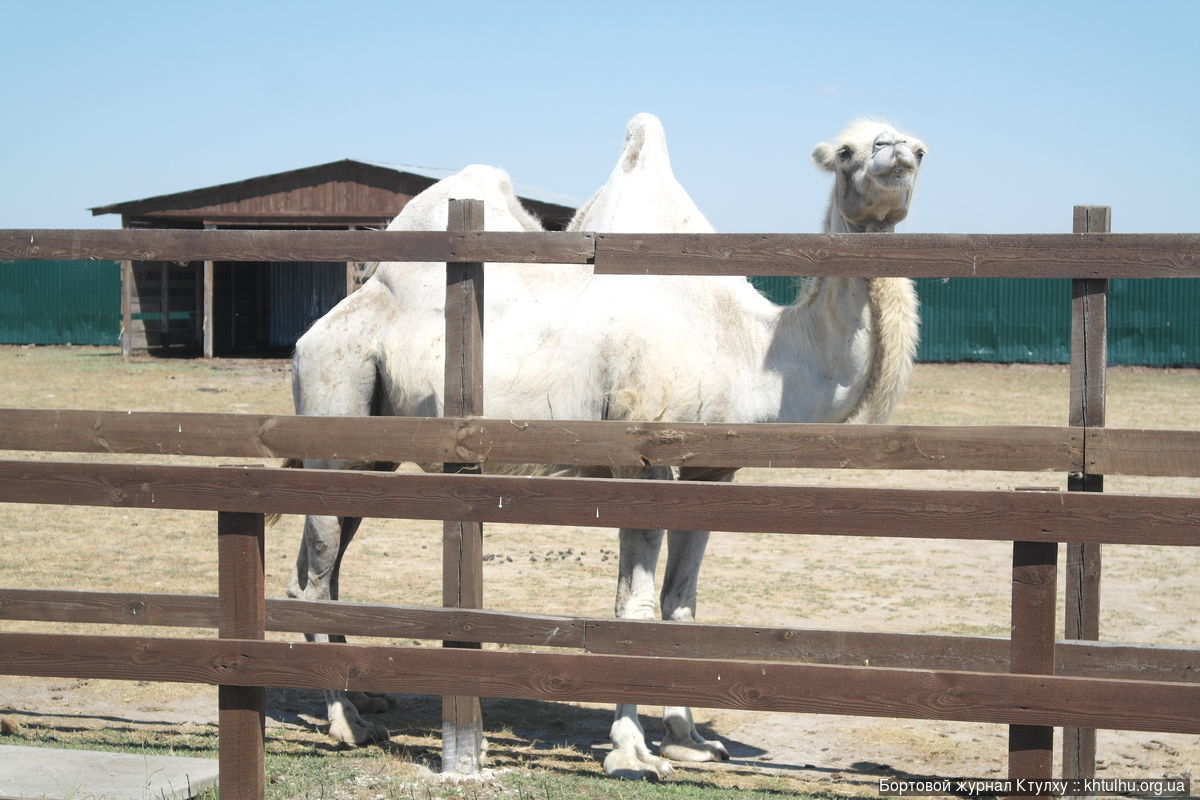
[768,200,919,424]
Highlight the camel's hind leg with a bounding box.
[287,301,399,744]
[287,506,389,745]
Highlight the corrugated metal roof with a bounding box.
[90,159,579,223]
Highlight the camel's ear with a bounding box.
[811,142,838,172]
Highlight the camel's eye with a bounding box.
[915,149,926,163]
[837,146,853,161]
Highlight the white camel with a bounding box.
[285,164,600,747]
[561,114,924,780]
[284,114,925,780]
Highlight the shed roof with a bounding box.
[90,159,578,229]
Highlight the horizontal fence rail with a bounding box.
[1,632,1197,735]
[3,409,1200,477]
[3,589,1197,684]
[2,221,1197,793]
[1,459,1198,547]
[0,229,596,266]
[3,229,1200,278]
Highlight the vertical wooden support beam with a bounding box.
[1063,205,1110,784]
[120,260,133,358]
[203,224,215,359]
[218,510,266,800]
[203,260,214,358]
[1009,539,1058,789]
[160,262,171,349]
[441,199,485,774]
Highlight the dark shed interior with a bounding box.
[91,160,577,356]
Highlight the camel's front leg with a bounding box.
[288,511,388,746]
[658,527,729,763]
[603,526,675,781]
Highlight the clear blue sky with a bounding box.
[2,0,1196,234]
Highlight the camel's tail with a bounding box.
[264,458,304,527]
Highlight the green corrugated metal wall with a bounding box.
[0,260,121,345]
[914,278,1073,363]
[0,264,1194,363]
[748,276,1200,366]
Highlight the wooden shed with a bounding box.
[91,160,577,357]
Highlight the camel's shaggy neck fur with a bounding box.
[807,119,925,424]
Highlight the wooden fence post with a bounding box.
[441,198,486,774]
[217,510,266,800]
[120,260,133,358]
[1063,205,1110,785]
[1008,536,1058,791]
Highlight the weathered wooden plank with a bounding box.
[1009,540,1058,781]
[0,409,1095,473]
[582,619,1010,669]
[1065,205,1109,787]
[0,589,219,627]
[442,199,486,774]
[7,409,1200,479]
[592,232,1200,278]
[1087,429,1200,477]
[268,599,588,649]
[0,229,596,265]
[120,260,133,358]
[5,589,1196,682]
[1,460,1198,546]
[2,633,1197,733]
[5,229,1200,278]
[202,259,214,359]
[217,511,265,800]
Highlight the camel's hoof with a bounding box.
[659,736,729,763]
[603,749,674,782]
[328,718,389,747]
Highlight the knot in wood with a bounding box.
[216,654,249,674]
[541,674,569,693]
[739,686,764,702]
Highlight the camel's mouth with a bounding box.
[871,170,918,192]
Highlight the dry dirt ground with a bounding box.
[1,347,1197,796]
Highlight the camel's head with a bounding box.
[812,120,926,233]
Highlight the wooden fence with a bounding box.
[1,208,1199,800]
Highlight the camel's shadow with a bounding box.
[265,691,976,794]
[267,688,761,771]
